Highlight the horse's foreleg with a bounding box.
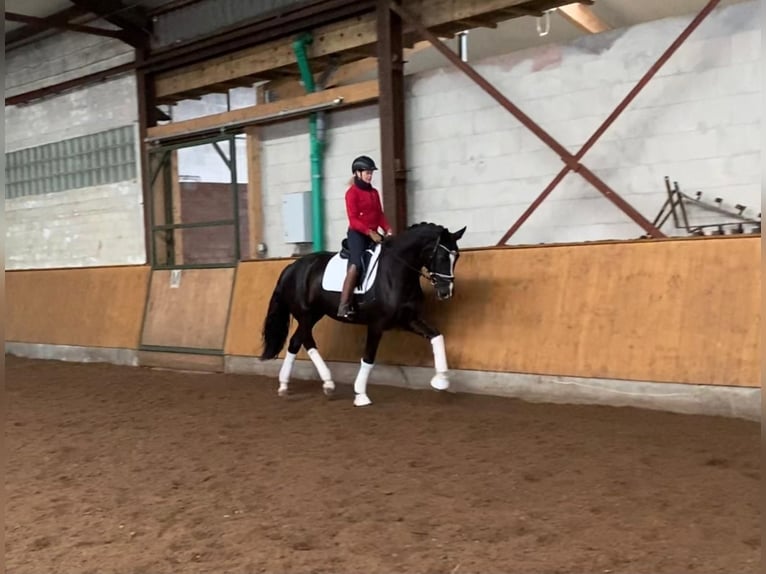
[301,321,335,396]
[278,324,303,396]
[354,326,382,407]
[408,318,450,391]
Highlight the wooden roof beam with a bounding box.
[557,2,611,33]
[455,17,498,29]
[147,80,380,141]
[153,0,573,101]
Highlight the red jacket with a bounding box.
[345,182,391,235]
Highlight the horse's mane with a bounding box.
[404,221,445,234]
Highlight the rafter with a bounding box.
[67,0,150,47]
[5,11,126,40]
[5,6,88,47]
[152,0,577,102]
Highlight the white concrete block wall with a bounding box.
[5,31,144,269]
[259,105,381,258]
[5,28,133,98]
[404,0,761,246]
[9,2,757,267]
[256,1,759,256]
[5,75,138,152]
[5,183,146,269]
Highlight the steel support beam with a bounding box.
[4,11,126,40]
[5,6,90,48]
[388,0,665,241]
[136,47,159,265]
[377,0,407,232]
[68,0,149,47]
[5,62,136,106]
[497,0,721,244]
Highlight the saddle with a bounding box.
[321,240,382,295]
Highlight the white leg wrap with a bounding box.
[353,361,374,395]
[279,352,297,384]
[277,352,296,396]
[430,335,450,391]
[431,335,448,373]
[307,348,333,383]
[353,360,375,407]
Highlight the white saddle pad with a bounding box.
[321,243,382,294]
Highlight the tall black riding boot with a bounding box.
[338,265,359,318]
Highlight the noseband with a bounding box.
[425,243,456,286]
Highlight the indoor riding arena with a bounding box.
[5,1,760,573]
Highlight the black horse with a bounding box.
[260,222,467,406]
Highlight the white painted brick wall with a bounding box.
[5,29,133,98]
[5,75,138,151]
[259,106,381,258]
[10,2,758,266]
[255,0,760,255]
[403,0,761,246]
[5,32,144,269]
[5,182,146,269]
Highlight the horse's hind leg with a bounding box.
[277,322,304,397]
[300,316,335,396]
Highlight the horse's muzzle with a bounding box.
[435,282,454,300]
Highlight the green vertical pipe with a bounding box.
[292,33,325,252]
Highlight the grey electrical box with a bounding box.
[282,191,313,243]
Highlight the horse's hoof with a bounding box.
[278,386,289,397]
[323,381,335,396]
[354,394,372,407]
[430,374,449,391]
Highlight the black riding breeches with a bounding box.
[347,228,373,270]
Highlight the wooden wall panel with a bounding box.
[225,259,293,357]
[6,265,150,348]
[141,268,235,350]
[226,237,760,387]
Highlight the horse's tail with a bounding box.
[260,265,293,361]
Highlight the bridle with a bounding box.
[384,237,456,287]
[425,243,456,286]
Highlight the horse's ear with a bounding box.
[451,226,467,241]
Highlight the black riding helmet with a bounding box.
[351,155,378,173]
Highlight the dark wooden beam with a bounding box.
[377,0,407,233]
[5,6,89,47]
[68,0,150,47]
[5,11,127,40]
[136,47,158,265]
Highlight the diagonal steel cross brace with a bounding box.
[388,0,717,242]
[494,0,722,244]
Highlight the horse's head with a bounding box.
[415,224,466,300]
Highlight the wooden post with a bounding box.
[245,126,264,259]
[170,150,184,264]
[377,0,407,232]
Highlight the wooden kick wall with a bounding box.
[5,237,760,388]
[6,265,150,349]
[226,236,760,388]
